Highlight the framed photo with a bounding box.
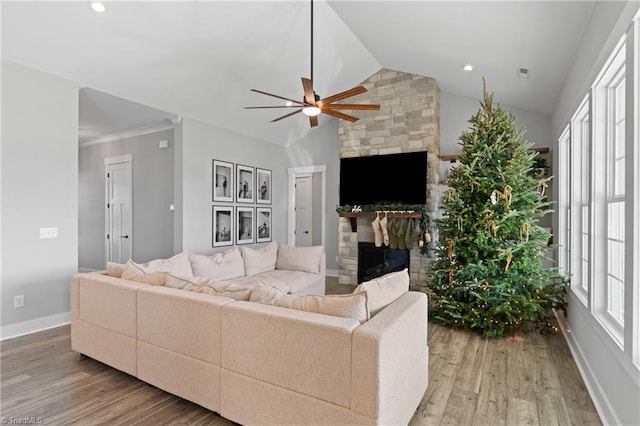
[256,168,272,204]
[236,164,254,203]
[237,207,254,245]
[256,207,272,243]
[212,159,234,202]
[212,205,234,247]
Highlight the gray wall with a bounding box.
[1,61,79,329]
[78,128,175,270]
[286,120,340,272]
[180,118,287,254]
[549,2,640,425]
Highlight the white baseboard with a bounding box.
[555,312,619,426]
[326,269,338,277]
[1,312,71,341]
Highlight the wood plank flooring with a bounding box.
[1,278,600,425]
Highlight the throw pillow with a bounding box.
[165,274,253,301]
[121,260,166,286]
[354,268,409,316]
[189,247,245,280]
[107,261,125,278]
[275,244,324,274]
[143,251,194,278]
[241,241,277,276]
[250,283,369,323]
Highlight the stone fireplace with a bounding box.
[338,68,440,288]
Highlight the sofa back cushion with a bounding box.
[121,261,167,286]
[353,268,409,316]
[250,283,369,323]
[275,245,324,274]
[189,247,245,280]
[241,241,277,276]
[107,261,125,278]
[165,274,253,301]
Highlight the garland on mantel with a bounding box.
[336,204,431,254]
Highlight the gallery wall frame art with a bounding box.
[237,206,254,245]
[236,164,254,204]
[256,207,272,243]
[256,168,272,205]
[212,205,234,247]
[213,159,234,203]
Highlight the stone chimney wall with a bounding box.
[337,68,440,288]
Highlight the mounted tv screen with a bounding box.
[339,151,428,206]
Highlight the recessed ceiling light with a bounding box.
[89,1,106,13]
[463,64,474,72]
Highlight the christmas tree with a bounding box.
[427,83,567,337]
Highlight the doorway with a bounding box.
[105,155,132,264]
[288,165,326,247]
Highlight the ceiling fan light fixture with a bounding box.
[89,1,106,13]
[302,106,321,117]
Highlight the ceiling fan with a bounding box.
[245,0,380,127]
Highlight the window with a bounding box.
[557,126,571,276]
[569,96,591,305]
[592,37,626,344]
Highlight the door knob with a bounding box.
[121,235,129,239]
[304,231,309,234]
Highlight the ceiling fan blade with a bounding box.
[271,109,303,123]
[245,105,303,109]
[301,78,315,105]
[319,86,367,105]
[321,108,359,123]
[250,89,304,106]
[309,115,318,127]
[322,104,380,111]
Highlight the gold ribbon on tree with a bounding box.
[487,220,497,237]
[520,223,531,240]
[505,253,513,271]
[447,238,455,261]
[502,185,513,208]
[539,181,548,197]
[444,189,452,202]
[448,268,454,284]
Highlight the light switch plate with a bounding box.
[40,227,58,239]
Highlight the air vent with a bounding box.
[517,67,530,79]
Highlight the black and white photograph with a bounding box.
[236,164,254,203]
[237,207,254,245]
[212,159,234,202]
[256,168,272,204]
[256,207,272,243]
[212,205,234,247]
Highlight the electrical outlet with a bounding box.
[40,227,58,239]
[14,295,24,308]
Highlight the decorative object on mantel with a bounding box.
[427,81,568,338]
[244,0,380,127]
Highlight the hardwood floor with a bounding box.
[1,278,600,425]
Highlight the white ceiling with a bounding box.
[2,1,599,146]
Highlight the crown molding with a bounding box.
[79,120,174,148]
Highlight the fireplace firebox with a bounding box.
[357,242,410,284]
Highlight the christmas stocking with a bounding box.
[371,214,383,248]
[397,218,407,250]
[404,218,416,249]
[388,218,399,249]
[380,215,389,246]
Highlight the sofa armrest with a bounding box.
[351,291,429,424]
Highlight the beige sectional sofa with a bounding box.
[71,245,429,425]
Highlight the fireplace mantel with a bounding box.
[338,211,422,232]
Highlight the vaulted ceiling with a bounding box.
[2,1,598,146]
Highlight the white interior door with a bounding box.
[295,175,313,246]
[105,156,132,264]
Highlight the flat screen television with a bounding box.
[339,151,428,206]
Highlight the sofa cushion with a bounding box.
[254,269,321,294]
[230,274,291,294]
[189,247,245,280]
[107,261,125,278]
[121,261,166,286]
[275,245,324,274]
[354,269,409,316]
[165,274,253,301]
[241,241,277,276]
[250,283,369,323]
